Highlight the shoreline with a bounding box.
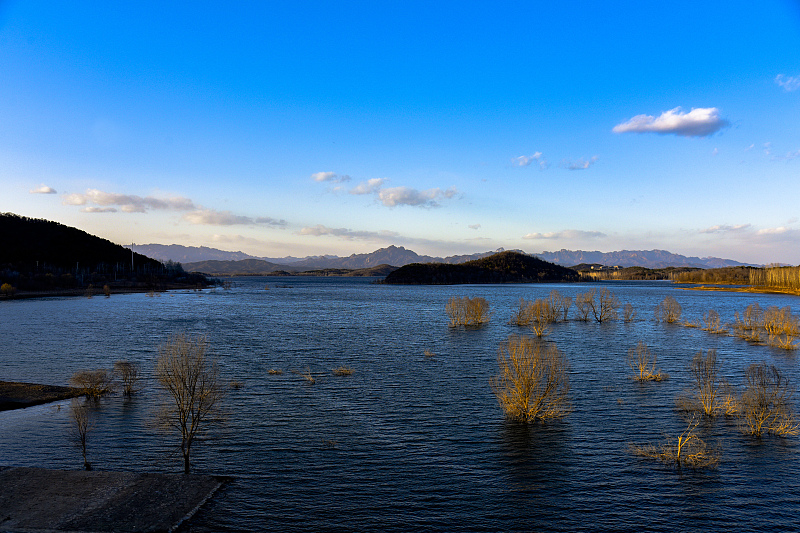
[0,381,84,411]
[678,284,800,297]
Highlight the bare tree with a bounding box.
[740,363,798,437]
[574,291,594,321]
[114,360,141,396]
[70,399,93,471]
[676,350,721,416]
[490,335,570,422]
[631,416,720,469]
[70,369,115,399]
[445,296,491,327]
[627,341,667,381]
[654,296,682,323]
[588,288,619,323]
[155,334,225,474]
[623,303,636,323]
[702,309,726,334]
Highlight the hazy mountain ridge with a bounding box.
[138,243,754,275]
[536,249,752,269]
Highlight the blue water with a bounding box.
[1,278,798,532]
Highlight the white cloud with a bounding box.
[523,229,607,240]
[299,224,399,241]
[612,107,729,137]
[469,224,481,230]
[378,186,458,207]
[700,224,752,234]
[312,171,351,183]
[775,74,800,92]
[512,152,548,169]
[62,189,196,212]
[349,178,387,195]
[563,156,599,170]
[183,209,287,227]
[81,207,117,213]
[30,184,57,194]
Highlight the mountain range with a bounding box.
[127,244,754,275]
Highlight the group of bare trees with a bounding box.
[448,291,798,472]
[68,334,225,474]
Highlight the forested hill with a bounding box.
[1,213,159,270]
[383,250,582,284]
[0,213,208,294]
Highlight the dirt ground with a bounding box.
[0,382,83,411]
[0,466,226,532]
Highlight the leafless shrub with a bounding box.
[490,335,570,422]
[267,368,283,375]
[623,303,637,323]
[631,416,720,469]
[574,291,594,321]
[114,360,141,396]
[332,366,354,376]
[423,349,435,358]
[654,296,682,323]
[740,363,798,437]
[103,284,111,297]
[446,296,491,327]
[733,303,764,342]
[588,288,620,322]
[70,369,115,399]
[763,306,799,350]
[155,334,225,474]
[299,367,316,384]
[702,309,727,334]
[70,399,93,471]
[627,341,668,381]
[230,380,243,390]
[676,350,721,417]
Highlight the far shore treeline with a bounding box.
[0,213,210,295]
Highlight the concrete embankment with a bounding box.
[0,466,227,532]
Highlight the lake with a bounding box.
[1,278,798,532]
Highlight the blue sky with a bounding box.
[3,1,800,264]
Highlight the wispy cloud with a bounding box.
[345,177,458,207]
[522,229,606,240]
[612,107,729,137]
[563,156,599,170]
[349,178,387,195]
[183,209,287,227]
[512,152,548,169]
[469,224,481,230]
[299,225,399,241]
[62,189,196,213]
[311,171,351,183]
[700,224,752,234]
[30,184,57,194]
[378,186,458,207]
[775,74,800,92]
[82,206,117,213]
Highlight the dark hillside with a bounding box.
[0,213,209,294]
[384,250,582,284]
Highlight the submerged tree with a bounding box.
[156,334,225,474]
[740,363,798,437]
[490,335,570,422]
[654,296,682,324]
[70,369,115,399]
[627,341,667,382]
[114,360,141,396]
[70,399,93,471]
[446,296,491,327]
[631,416,720,469]
[677,350,722,416]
